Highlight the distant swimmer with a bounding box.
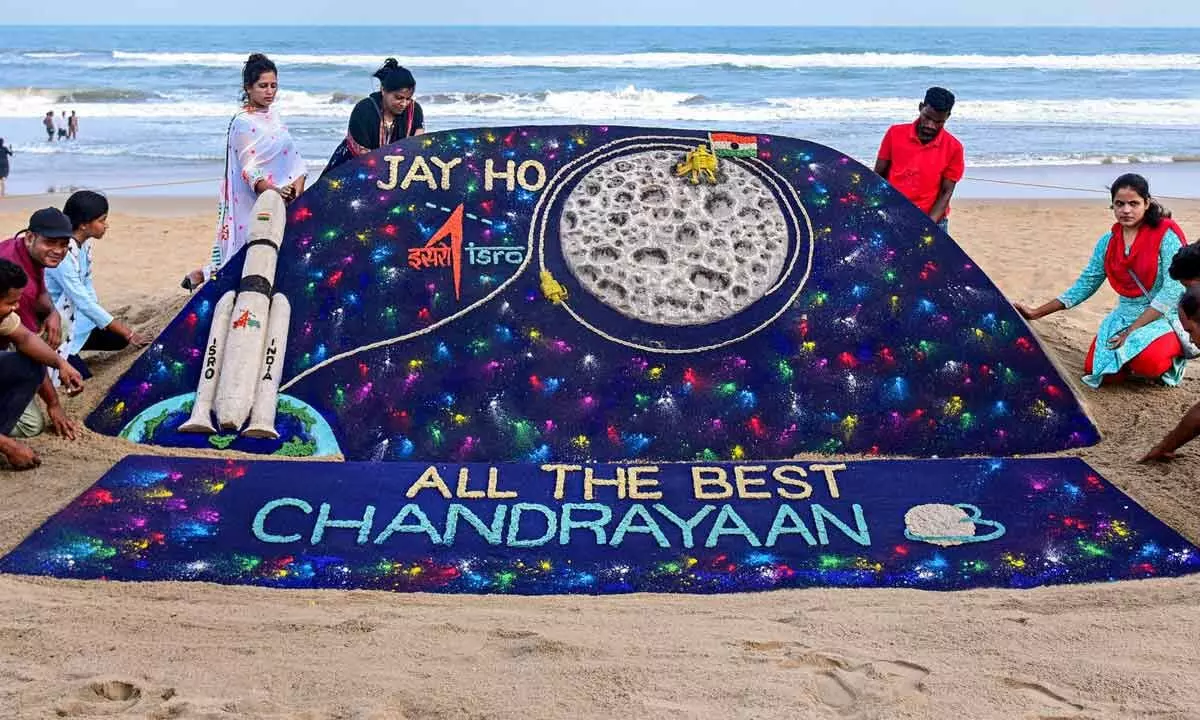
[0,139,12,197]
[42,111,55,142]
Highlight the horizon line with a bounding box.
[6,22,1200,28]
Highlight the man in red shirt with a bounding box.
[0,208,76,441]
[874,87,964,232]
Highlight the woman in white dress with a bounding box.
[183,53,306,289]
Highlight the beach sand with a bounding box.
[0,197,1198,719]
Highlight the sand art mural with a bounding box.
[3,456,1196,594]
[14,126,1191,596]
[86,126,1100,461]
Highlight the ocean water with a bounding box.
[2,25,1200,198]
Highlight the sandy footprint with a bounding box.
[48,680,194,719]
[54,679,143,716]
[741,640,930,713]
[995,675,1176,720]
[1000,676,1087,713]
[813,668,862,708]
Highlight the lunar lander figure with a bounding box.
[675,144,720,185]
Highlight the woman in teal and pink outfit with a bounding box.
[1017,173,1191,387]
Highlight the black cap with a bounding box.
[26,208,73,239]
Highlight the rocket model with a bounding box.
[180,190,292,439]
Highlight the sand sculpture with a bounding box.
[8,127,1199,596]
[91,125,1101,460]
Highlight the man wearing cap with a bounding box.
[874,87,964,232]
[0,208,77,440]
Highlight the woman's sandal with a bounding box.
[180,270,205,291]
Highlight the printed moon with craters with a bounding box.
[559,150,790,325]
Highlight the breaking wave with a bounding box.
[4,87,1200,128]
[97,50,1200,71]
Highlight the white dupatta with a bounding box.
[208,107,306,277]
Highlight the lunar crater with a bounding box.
[560,149,790,325]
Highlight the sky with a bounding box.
[7,0,1200,26]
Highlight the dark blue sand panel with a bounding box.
[3,456,1193,594]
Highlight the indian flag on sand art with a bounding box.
[709,132,758,158]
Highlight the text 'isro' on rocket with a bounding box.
[181,190,292,439]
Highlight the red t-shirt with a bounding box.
[0,234,46,332]
[877,122,965,216]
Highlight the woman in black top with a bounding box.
[323,58,424,175]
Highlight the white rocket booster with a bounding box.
[181,190,293,436]
[215,296,270,430]
[244,294,292,439]
[179,290,235,433]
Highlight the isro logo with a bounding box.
[406,204,526,300]
[232,309,261,330]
